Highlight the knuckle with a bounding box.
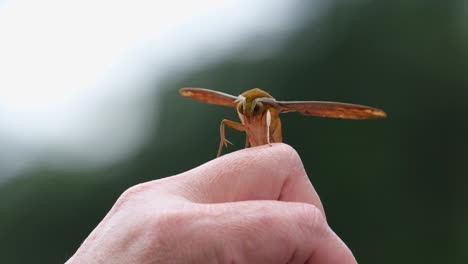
[143,211,193,259]
[152,208,194,230]
[120,183,147,200]
[276,143,305,174]
[290,203,327,233]
[114,182,153,209]
[149,203,208,238]
[146,206,206,254]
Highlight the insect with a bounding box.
[179,87,387,157]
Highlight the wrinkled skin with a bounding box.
[66,144,356,264]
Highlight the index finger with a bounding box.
[161,143,325,215]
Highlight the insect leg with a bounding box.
[218,119,245,157]
[266,109,272,145]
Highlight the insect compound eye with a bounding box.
[237,102,244,114]
[253,102,264,114]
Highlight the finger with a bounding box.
[195,201,356,264]
[161,143,324,215]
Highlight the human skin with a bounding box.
[66,143,356,264]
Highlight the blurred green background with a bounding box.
[1,0,467,263]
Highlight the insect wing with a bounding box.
[273,100,387,119]
[179,88,238,107]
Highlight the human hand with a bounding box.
[66,143,356,264]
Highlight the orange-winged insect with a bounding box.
[179,88,387,157]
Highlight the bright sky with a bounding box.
[0,0,311,180]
